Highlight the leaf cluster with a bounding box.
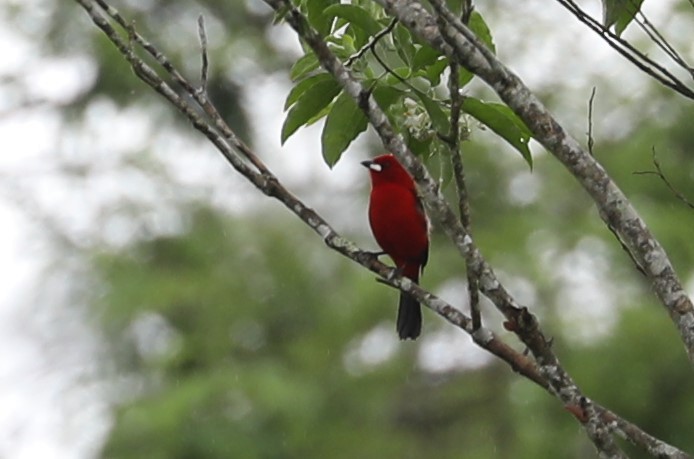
[281,0,532,169]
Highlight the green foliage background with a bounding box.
[8,0,694,458]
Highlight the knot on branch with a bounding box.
[565,397,590,423]
[504,306,557,364]
[260,173,281,197]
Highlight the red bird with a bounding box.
[362,154,429,340]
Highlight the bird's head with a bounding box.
[361,154,415,188]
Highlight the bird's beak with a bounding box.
[361,160,381,172]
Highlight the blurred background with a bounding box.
[1,0,693,458]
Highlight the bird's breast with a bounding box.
[368,184,428,265]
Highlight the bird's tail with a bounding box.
[397,263,422,340]
[397,291,422,340]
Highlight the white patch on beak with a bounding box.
[369,163,383,172]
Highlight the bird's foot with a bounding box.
[386,265,404,281]
[360,250,386,265]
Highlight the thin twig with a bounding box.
[93,0,197,95]
[455,0,480,332]
[634,10,693,77]
[587,86,596,156]
[461,0,473,24]
[634,148,694,210]
[446,62,480,330]
[371,46,418,94]
[93,0,271,175]
[197,14,209,91]
[345,18,398,67]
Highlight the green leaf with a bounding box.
[408,135,433,158]
[487,103,533,139]
[345,23,370,50]
[425,57,449,86]
[323,4,382,36]
[393,24,417,66]
[458,68,474,88]
[306,0,339,36]
[284,73,334,110]
[372,85,403,112]
[462,97,532,167]
[383,66,412,83]
[281,79,341,144]
[412,45,441,72]
[321,91,368,167]
[468,11,495,54]
[290,52,320,81]
[371,84,403,126]
[341,32,358,55]
[602,0,644,35]
[414,49,471,88]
